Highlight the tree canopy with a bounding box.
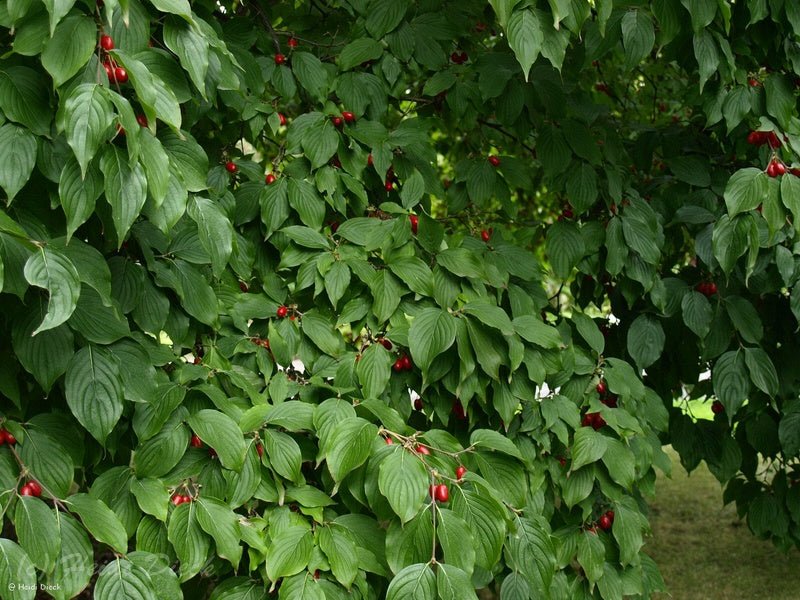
[0,0,799,598]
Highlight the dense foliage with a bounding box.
[0,0,799,598]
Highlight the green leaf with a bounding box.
[489,0,520,28]
[365,0,410,38]
[94,558,158,600]
[188,197,234,278]
[546,221,585,279]
[577,527,605,583]
[566,164,598,213]
[162,18,210,97]
[724,168,768,217]
[196,497,242,568]
[262,429,302,484]
[160,130,209,192]
[602,439,636,489]
[339,38,384,71]
[137,130,170,208]
[779,402,800,457]
[437,563,478,600]
[0,539,37,600]
[571,427,608,470]
[148,0,191,19]
[325,417,378,483]
[386,563,436,600]
[301,310,345,357]
[292,52,328,101]
[408,308,457,372]
[67,493,129,553]
[693,29,719,92]
[302,115,338,168]
[469,429,523,460]
[187,410,246,471]
[130,478,170,522]
[282,225,330,250]
[318,526,359,588]
[58,83,114,176]
[14,495,60,572]
[18,428,74,498]
[324,261,350,309]
[506,8,543,81]
[65,345,124,444]
[46,514,93,600]
[765,75,794,129]
[59,156,103,241]
[450,486,507,570]
[436,508,475,575]
[378,448,428,522]
[287,178,325,229]
[41,16,95,87]
[612,498,644,566]
[621,9,655,70]
[167,503,210,582]
[265,526,313,582]
[357,342,392,399]
[0,123,36,202]
[572,312,605,354]
[626,314,665,369]
[24,247,81,335]
[713,351,749,416]
[513,316,562,349]
[0,66,52,136]
[681,291,712,338]
[725,295,763,343]
[744,347,779,396]
[101,146,148,245]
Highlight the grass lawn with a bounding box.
[648,447,799,600]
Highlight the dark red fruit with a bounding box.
[456,466,467,480]
[435,484,449,502]
[171,494,184,505]
[239,281,249,293]
[342,111,356,123]
[416,444,430,456]
[225,161,238,173]
[3,431,15,445]
[287,38,298,48]
[392,358,404,372]
[277,305,288,318]
[136,114,148,127]
[409,214,418,234]
[20,483,38,497]
[190,434,203,448]
[278,113,287,126]
[767,131,781,148]
[330,221,340,233]
[481,229,490,242]
[748,78,760,87]
[103,62,114,80]
[748,131,764,145]
[114,67,128,83]
[712,400,724,414]
[274,53,286,65]
[488,155,500,167]
[367,154,374,166]
[400,355,412,370]
[596,380,607,395]
[384,437,393,445]
[384,181,394,191]
[256,442,264,457]
[100,34,114,51]
[601,394,618,408]
[265,173,277,185]
[452,401,466,420]
[592,413,606,430]
[581,414,594,428]
[598,514,612,530]
[332,116,343,128]
[414,397,423,410]
[562,208,574,219]
[379,338,392,350]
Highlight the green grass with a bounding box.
[648,448,799,600]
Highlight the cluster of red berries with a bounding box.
[596,510,615,531]
[332,111,356,128]
[0,428,17,445]
[171,493,193,505]
[429,484,449,502]
[392,354,413,373]
[99,35,128,84]
[766,159,796,178]
[19,480,42,497]
[696,281,718,297]
[450,51,468,64]
[596,380,618,408]
[747,130,781,148]
[582,412,606,430]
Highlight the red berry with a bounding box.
[384,181,394,192]
[450,52,460,63]
[313,570,320,580]
[100,34,114,51]
[592,413,606,430]
[562,208,574,219]
[392,358,404,372]
[400,355,412,370]
[265,173,277,185]
[278,113,287,126]
[775,161,787,175]
[791,168,800,177]
[239,281,249,293]
[190,434,203,448]
[114,67,128,84]
[605,510,615,522]
[452,401,466,420]
[602,394,618,408]
[409,214,418,234]
[277,305,288,318]
[598,515,612,530]
[748,78,760,87]
[171,494,184,506]
[103,62,114,80]
[414,398,423,410]
[274,53,286,65]
[208,448,217,458]
[459,52,468,63]
[26,481,42,496]
[481,229,490,242]
[342,111,356,123]
[435,484,449,502]
[332,116,343,128]
[706,282,718,296]
[288,38,298,48]
[225,161,238,173]
[768,132,782,148]
[456,466,467,480]
[379,338,392,350]
[384,437,393,445]
[256,442,264,457]
[330,221,340,233]
[3,430,15,445]
[581,414,593,428]
[416,444,430,456]
[748,131,764,145]
[429,484,436,498]
[136,114,148,128]
[20,483,35,496]
[367,154,374,166]
[488,155,500,167]
[712,400,724,414]
[596,381,607,395]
